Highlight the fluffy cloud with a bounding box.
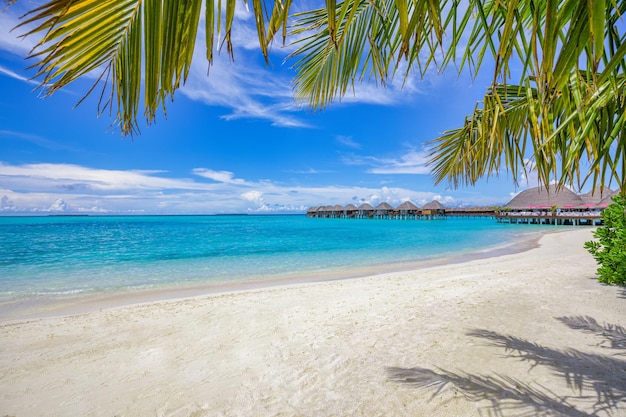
[342,148,431,175]
[193,168,249,185]
[241,190,265,206]
[367,150,431,175]
[0,162,459,214]
[49,198,69,212]
[1,195,16,211]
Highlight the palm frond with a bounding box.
[427,84,532,189]
[289,0,382,108]
[428,70,626,191]
[11,0,292,135]
[6,0,626,192]
[289,0,447,109]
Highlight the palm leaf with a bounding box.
[428,68,626,192]
[6,0,626,192]
[11,0,292,135]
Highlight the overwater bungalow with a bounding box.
[306,206,320,217]
[395,201,420,219]
[343,204,358,218]
[331,204,344,218]
[357,203,375,219]
[422,200,447,219]
[374,202,395,219]
[307,186,619,224]
[322,205,336,218]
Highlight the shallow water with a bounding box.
[0,215,552,309]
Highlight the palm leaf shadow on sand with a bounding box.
[387,316,626,417]
[556,316,626,351]
[387,366,594,417]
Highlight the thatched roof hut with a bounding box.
[422,200,446,210]
[357,203,375,218]
[597,193,618,208]
[422,200,446,217]
[374,202,394,218]
[396,201,420,212]
[580,187,616,206]
[375,202,394,211]
[505,186,584,210]
[342,203,358,218]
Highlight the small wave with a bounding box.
[30,289,88,296]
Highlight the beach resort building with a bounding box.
[307,186,619,225]
[496,186,618,225]
[308,200,435,219]
[395,201,420,219]
[421,200,447,219]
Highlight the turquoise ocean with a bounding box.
[0,215,551,315]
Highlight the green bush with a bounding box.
[584,195,626,285]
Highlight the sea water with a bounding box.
[0,215,551,312]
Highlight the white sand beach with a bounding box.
[1,228,624,417]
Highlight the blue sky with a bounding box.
[0,2,535,215]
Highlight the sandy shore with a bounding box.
[1,228,624,416]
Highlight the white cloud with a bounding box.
[0,162,209,192]
[337,74,421,107]
[0,162,465,214]
[241,190,265,206]
[48,198,68,212]
[516,158,538,187]
[342,148,431,175]
[285,168,333,174]
[178,2,432,127]
[177,3,310,128]
[1,195,16,211]
[181,46,309,127]
[193,168,249,185]
[367,150,431,174]
[336,135,361,149]
[430,194,456,206]
[0,10,37,55]
[344,186,454,208]
[0,65,36,85]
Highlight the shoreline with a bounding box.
[1,227,552,322]
[1,227,625,416]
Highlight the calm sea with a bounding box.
[0,215,550,315]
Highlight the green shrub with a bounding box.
[584,195,626,285]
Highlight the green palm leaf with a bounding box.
[428,71,626,192]
[11,0,290,135]
[5,0,626,191]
